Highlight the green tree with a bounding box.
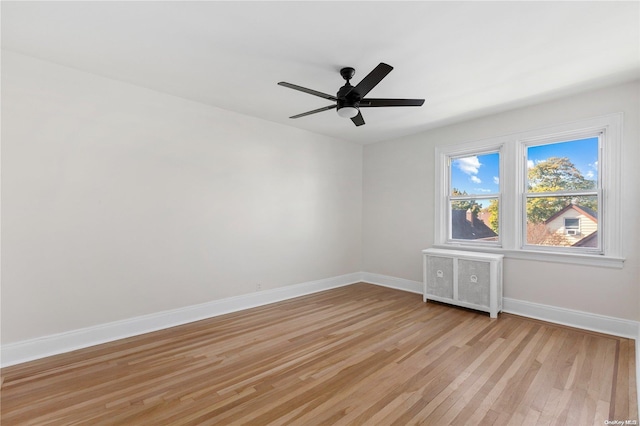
[487,199,499,233]
[526,157,596,224]
[451,188,481,215]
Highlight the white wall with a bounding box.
[2,48,638,354]
[363,80,640,321]
[1,51,363,344]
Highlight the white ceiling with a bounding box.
[2,1,639,144]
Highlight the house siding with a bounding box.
[546,208,597,245]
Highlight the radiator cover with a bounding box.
[422,248,504,318]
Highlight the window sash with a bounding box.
[524,189,598,198]
[521,133,602,254]
[447,197,500,244]
[446,150,501,245]
[521,192,602,254]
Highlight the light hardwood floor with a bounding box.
[1,283,637,425]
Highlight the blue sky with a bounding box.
[527,137,598,183]
[451,152,500,195]
[451,137,598,196]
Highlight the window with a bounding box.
[523,136,600,252]
[564,218,580,235]
[448,152,500,243]
[435,114,623,268]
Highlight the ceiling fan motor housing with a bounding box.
[337,67,360,110]
[337,88,360,110]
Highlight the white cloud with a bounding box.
[470,176,481,184]
[527,160,534,169]
[493,176,499,184]
[475,188,492,193]
[585,171,594,179]
[455,156,481,175]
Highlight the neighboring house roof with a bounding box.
[572,231,598,247]
[451,210,497,240]
[544,204,598,224]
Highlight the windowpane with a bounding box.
[525,196,598,248]
[564,218,579,230]
[527,138,598,193]
[450,198,499,242]
[451,152,500,196]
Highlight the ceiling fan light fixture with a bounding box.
[337,106,359,119]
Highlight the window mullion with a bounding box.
[501,140,519,250]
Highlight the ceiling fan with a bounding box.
[278,62,425,127]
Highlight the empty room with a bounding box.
[1,1,639,424]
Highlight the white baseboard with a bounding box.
[364,272,639,339]
[381,268,640,412]
[3,271,638,369]
[1,272,362,368]
[360,272,422,294]
[503,297,639,339]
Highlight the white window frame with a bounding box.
[434,113,624,268]
[447,149,502,247]
[520,130,602,255]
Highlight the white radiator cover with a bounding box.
[422,248,504,318]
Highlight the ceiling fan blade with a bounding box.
[360,98,425,107]
[351,111,365,126]
[278,82,337,101]
[289,104,336,119]
[352,63,393,97]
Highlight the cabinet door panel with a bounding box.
[457,259,490,307]
[427,256,454,299]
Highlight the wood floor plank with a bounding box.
[1,283,636,425]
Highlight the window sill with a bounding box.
[432,244,625,269]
